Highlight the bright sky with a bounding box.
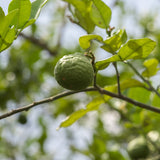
[0,0,10,13]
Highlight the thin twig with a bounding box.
[113,62,121,95]
[99,88,160,113]
[0,86,160,120]
[127,61,160,97]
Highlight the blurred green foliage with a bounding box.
[0,0,160,160]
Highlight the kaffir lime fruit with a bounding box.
[127,136,149,159]
[54,53,94,90]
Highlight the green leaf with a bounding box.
[86,97,104,110]
[0,7,5,18]
[117,38,156,60]
[101,29,127,54]
[57,109,87,129]
[103,78,145,101]
[90,0,112,29]
[30,0,48,20]
[128,87,151,104]
[152,92,160,107]
[0,10,18,52]
[142,58,159,78]
[75,9,95,33]
[58,97,104,129]
[8,0,31,29]
[0,9,18,36]
[79,34,103,49]
[120,78,145,90]
[64,0,87,15]
[95,54,120,70]
[0,7,5,32]
[0,27,16,52]
[0,0,48,53]
[23,19,36,29]
[64,0,95,33]
[95,38,156,70]
[108,150,126,160]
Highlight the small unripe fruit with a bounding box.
[18,114,27,124]
[127,136,149,159]
[54,53,94,90]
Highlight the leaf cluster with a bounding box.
[0,0,48,53]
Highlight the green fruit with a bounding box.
[18,114,27,124]
[127,136,149,159]
[54,53,94,90]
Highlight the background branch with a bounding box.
[126,61,160,97]
[19,33,58,56]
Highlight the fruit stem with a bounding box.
[85,51,98,88]
[113,62,121,95]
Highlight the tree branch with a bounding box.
[0,88,96,120]
[113,62,121,95]
[99,88,160,113]
[0,86,160,120]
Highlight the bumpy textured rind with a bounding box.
[54,53,94,90]
[127,137,149,159]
